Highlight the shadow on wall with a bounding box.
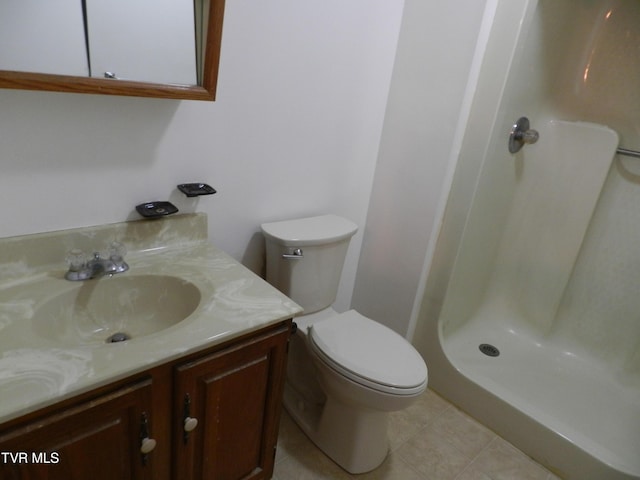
[242,231,267,278]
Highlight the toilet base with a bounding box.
[316,396,389,473]
[283,383,389,474]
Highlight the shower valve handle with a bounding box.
[509,116,539,153]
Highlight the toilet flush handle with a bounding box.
[282,248,303,259]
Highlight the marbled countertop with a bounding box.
[0,214,302,424]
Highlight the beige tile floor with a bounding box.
[273,389,561,480]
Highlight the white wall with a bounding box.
[0,0,404,312]
[351,0,488,335]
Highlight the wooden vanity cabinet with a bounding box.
[0,321,291,480]
[173,323,289,480]
[0,378,157,480]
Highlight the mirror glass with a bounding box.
[0,0,224,100]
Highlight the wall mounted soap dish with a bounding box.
[136,201,179,218]
[177,183,217,197]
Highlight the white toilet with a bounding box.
[261,214,428,474]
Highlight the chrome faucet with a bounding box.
[65,242,129,281]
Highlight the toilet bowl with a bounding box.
[310,310,427,406]
[261,215,428,473]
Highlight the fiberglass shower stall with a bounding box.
[413,0,640,479]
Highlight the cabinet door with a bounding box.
[0,0,88,76]
[174,325,290,480]
[85,0,197,84]
[0,379,157,480]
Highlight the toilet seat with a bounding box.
[309,310,427,396]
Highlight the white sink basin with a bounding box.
[32,275,201,345]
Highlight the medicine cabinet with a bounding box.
[0,0,225,100]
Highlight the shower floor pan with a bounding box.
[443,312,640,478]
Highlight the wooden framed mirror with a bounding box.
[0,0,225,101]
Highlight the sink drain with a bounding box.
[107,332,131,343]
[479,343,500,357]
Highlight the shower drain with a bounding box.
[479,343,500,357]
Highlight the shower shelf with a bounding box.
[616,147,640,159]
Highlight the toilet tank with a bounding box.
[261,215,358,314]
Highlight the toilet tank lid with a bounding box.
[261,214,358,246]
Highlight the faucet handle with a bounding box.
[65,249,86,272]
[109,241,129,273]
[109,241,127,261]
[65,249,93,281]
